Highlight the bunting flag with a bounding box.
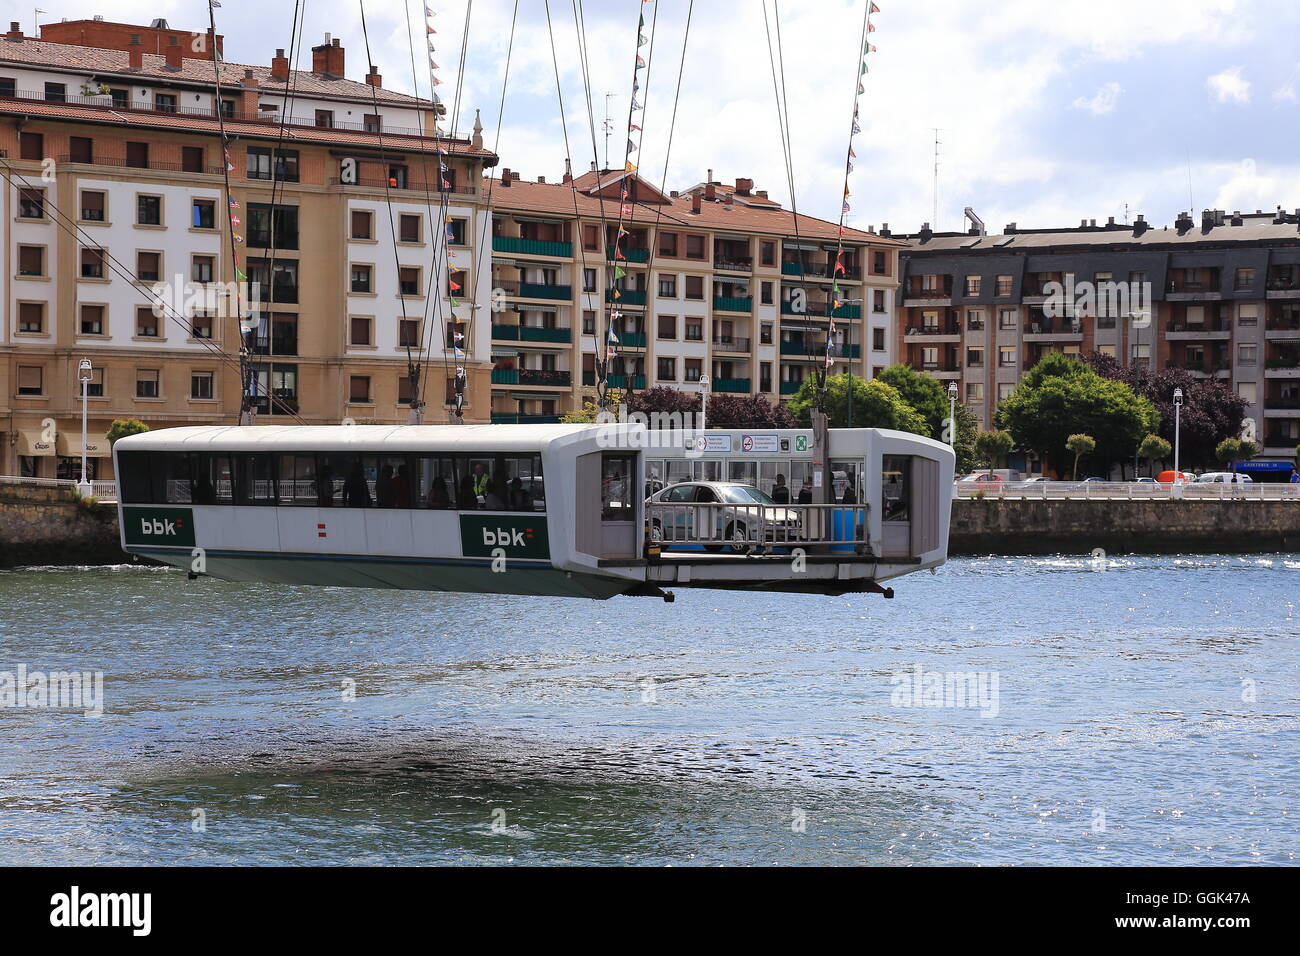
[454,346,465,359]
[625,161,638,173]
[608,327,620,345]
[614,266,626,279]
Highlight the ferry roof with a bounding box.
[114,423,641,454]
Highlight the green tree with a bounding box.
[560,389,627,423]
[877,363,978,469]
[1136,434,1171,477]
[974,430,1015,472]
[786,373,927,434]
[1066,433,1096,480]
[1216,437,1259,475]
[996,353,1158,474]
[106,419,150,444]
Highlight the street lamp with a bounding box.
[947,380,958,447]
[1127,309,1152,478]
[77,358,92,497]
[698,374,710,434]
[1173,386,1184,492]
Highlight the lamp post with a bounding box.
[947,380,958,448]
[77,358,92,497]
[1127,309,1151,478]
[698,374,710,434]
[1173,386,1184,495]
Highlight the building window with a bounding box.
[247,204,300,250]
[17,302,45,334]
[19,131,43,161]
[873,250,888,275]
[967,347,984,368]
[998,382,1015,401]
[999,307,1017,329]
[351,265,373,294]
[191,371,214,400]
[1233,267,1255,291]
[16,365,43,396]
[247,146,299,182]
[761,281,773,305]
[999,345,1016,367]
[83,367,104,398]
[17,245,45,277]
[126,141,149,169]
[583,224,599,251]
[446,218,467,245]
[315,109,335,128]
[686,235,706,260]
[582,310,596,335]
[996,274,1013,296]
[399,267,421,296]
[137,252,162,283]
[192,255,215,284]
[761,241,775,267]
[192,198,216,230]
[760,323,773,345]
[965,275,981,296]
[182,146,205,173]
[685,275,704,300]
[399,319,420,347]
[658,314,677,340]
[659,232,678,257]
[191,312,214,339]
[351,209,374,240]
[399,213,422,243]
[967,309,985,331]
[684,358,702,382]
[1238,343,1257,366]
[136,369,160,399]
[44,82,66,102]
[349,375,372,403]
[658,274,677,297]
[685,318,703,341]
[350,316,373,346]
[68,135,93,164]
[966,382,984,403]
[872,327,885,351]
[657,357,676,381]
[1238,304,1259,326]
[18,187,45,219]
[80,248,106,279]
[80,304,105,336]
[583,268,597,293]
[873,289,886,313]
[0,76,15,98]
[135,307,160,338]
[1238,382,1257,405]
[81,190,106,222]
[154,92,177,113]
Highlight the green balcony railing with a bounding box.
[583,371,646,389]
[780,380,803,395]
[712,378,751,393]
[517,282,572,300]
[492,324,520,340]
[493,236,573,258]
[491,368,519,385]
[831,304,861,319]
[713,296,753,312]
[608,245,650,263]
[605,289,647,305]
[615,332,647,348]
[520,326,572,344]
[491,413,563,424]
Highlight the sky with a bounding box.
[10,0,1300,234]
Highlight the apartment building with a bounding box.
[894,209,1300,461]
[486,167,904,422]
[0,18,497,480]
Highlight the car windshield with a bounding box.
[717,484,777,505]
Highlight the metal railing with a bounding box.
[955,480,1300,500]
[647,501,872,551]
[0,475,117,500]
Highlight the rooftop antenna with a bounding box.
[930,127,947,231]
[601,92,617,171]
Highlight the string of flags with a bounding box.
[826,1,880,371]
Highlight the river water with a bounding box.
[0,555,1295,866]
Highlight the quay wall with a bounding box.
[0,486,124,568]
[950,498,1300,556]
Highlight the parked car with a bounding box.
[957,472,1003,483]
[646,481,804,553]
[1194,472,1254,484]
[1157,470,1191,484]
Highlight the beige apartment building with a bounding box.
[0,18,498,480]
[486,168,905,422]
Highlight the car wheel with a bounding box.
[725,522,749,554]
[649,520,664,546]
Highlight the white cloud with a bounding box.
[1072,81,1122,115]
[1207,66,1251,104]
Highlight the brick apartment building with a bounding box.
[0,17,498,480]
[894,209,1300,463]
[486,167,904,422]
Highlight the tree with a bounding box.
[1136,434,1172,477]
[877,363,978,470]
[1217,437,1259,475]
[974,430,1015,472]
[1086,352,1248,470]
[107,419,149,444]
[997,353,1158,475]
[786,373,928,434]
[560,388,625,423]
[706,392,798,429]
[1066,433,1096,480]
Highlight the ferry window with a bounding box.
[415,456,459,509]
[832,461,861,504]
[691,460,723,482]
[466,454,544,512]
[315,454,358,507]
[235,454,278,506]
[369,455,413,508]
[161,453,196,503]
[882,455,911,521]
[601,454,634,520]
[278,454,319,505]
[727,460,757,486]
[117,451,154,504]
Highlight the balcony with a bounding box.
[713,296,753,313]
[606,289,648,305]
[56,152,223,175]
[608,245,651,263]
[1166,319,1231,339]
[492,324,572,344]
[712,336,751,352]
[903,279,953,303]
[493,236,573,258]
[1266,274,1300,298]
[1165,273,1222,300]
[904,322,961,338]
[779,300,860,319]
[615,332,648,348]
[780,380,803,395]
[783,259,862,281]
[491,413,563,424]
[712,378,751,393]
[1023,319,1083,340]
[491,368,572,387]
[579,372,646,389]
[496,279,573,300]
[714,257,753,273]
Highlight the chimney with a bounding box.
[735,177,754,196]
[472,109,484,150]
[704,182,716,201]
[537,176,546,184]
[5,22,22,41]
[879,223,891,238]
[691,193,702,215]
[724,192,734,209]
[240,69,260,117]
[1133,214,1148,237]
[1201,209,1215,230]
[128,36,143,70]
[164,34,183,70]
[918,222,933,242]
[562,158,572,185]
[1004,222,1017,234]
[669,190,678,198]
[756,189,768,198]
[365,64,382,88]
[312,34,345,77]
[501,167,512,187]
[271,48,289,81]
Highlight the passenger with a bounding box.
[841,471,857,504]
[344,460,372,508]
[471,462,490,505]
[316,463,335,507]
[771,474,791,504]
[392,464,411,508]
[427,477,451,509]
[484,473,510,510]
[797,483,813,505]
[458,472,479,509]
[193,473,216,505]
[376,464,395,508]
[509,476,527,511]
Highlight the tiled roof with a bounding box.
[488,175,904,246]
[0,97,494,158]
[903,218,1300,253]
[0,35,425,106]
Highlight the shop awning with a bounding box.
[56,431,112,458]
[15,430,57,456]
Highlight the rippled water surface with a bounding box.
[0,555,1296,865]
